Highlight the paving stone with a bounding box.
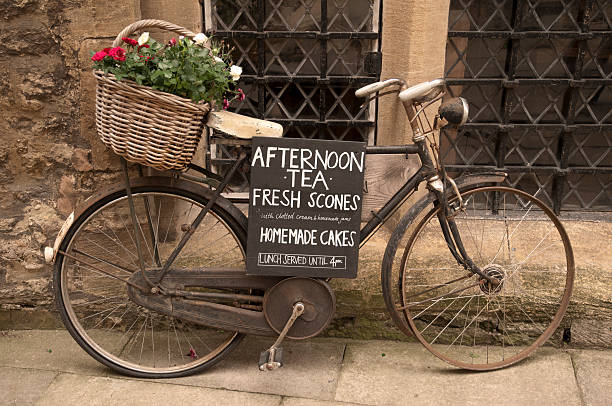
[281,397,363,406]
[151,336,346,401]
[335,340,582,406]
[35,373,281,406]
[0,366,58,406]
[571,349,612,406]
[0,331,345,400]
[0,330,106,375]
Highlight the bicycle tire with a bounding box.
[382,186,574,370]
[54,180,249,378]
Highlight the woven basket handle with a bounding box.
[112,19,204,47]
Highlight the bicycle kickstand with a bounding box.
[259,302,305,371]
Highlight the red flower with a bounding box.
[91,50,108,61]
[103,47,111,53]
[222,99,229,110]
[138,44,150,51]
[238,88,245,101]
[168,38,177,46]
[108,47,126,62]
[122,37,138,46]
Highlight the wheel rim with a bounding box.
[399,187,574,370]
[58,191,246,375]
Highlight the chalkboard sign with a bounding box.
[246,137,366,278]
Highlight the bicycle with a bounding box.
[46,77,575,377]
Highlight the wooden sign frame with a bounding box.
[246,137,365,278]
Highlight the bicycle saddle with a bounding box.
[207,110,283,139]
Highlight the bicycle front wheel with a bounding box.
[383,186,574,370]
[54,181,248,378]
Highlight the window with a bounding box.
[202,0,382,191]
[443,0,612,211]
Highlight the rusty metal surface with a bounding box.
[158,267,284,290]
[127,270,277,337]
[70,175,248,233]
[263,277,336,340]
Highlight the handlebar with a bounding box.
[398,79,445,103]
[355,77,466,141]
[355,78,446,104]
[354,79,404,98]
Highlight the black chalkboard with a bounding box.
[246,137,366,278]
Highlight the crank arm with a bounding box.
[259,302,305,371]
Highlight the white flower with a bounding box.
[137,32,149,46]
[179,35,185,40]
[193,33,208,45]
[230,65,242,81]
[214,56,224,64]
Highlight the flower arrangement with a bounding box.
[91,32,244,108]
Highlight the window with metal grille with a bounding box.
[442,0,612,212]
[201,0,382,191]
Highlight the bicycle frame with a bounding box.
[132,85,492,286]
[50,73,575,375]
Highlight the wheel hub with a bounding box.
[479,264,505,295]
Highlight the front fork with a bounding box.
[428,177,497,285]
[399,80,496,285]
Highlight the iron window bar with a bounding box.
[443,0,612,212]
[202,0,383,193]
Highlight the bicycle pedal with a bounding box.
[258,347,284,371]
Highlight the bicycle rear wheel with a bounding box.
[382,186,574,370]
[54,180,248,378]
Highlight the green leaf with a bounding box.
[90,32,240,105]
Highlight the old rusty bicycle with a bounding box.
[46,78,574,377]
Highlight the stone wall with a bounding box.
[0,1,609,349]
[0,0,202,324]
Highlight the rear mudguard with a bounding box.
[44,176,248,264]
[380,171,507,337]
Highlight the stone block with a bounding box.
[6,309,62,330]
[0,367,58,406]
[61,1,96,53]
[72,148,93,171]
[78,38,111,73]
[378,0,449,146]
[0,19,58,56]
[57,175,76,215]
[78,57,120,171]
[2,0,40,21]
[38,374,282,406]
[93,0,141,38]
[164,335,345,400]
[571,350,612,406]
[335,341,582,406]
[140,0,203,43]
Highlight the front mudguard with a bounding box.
[380,171,507,337]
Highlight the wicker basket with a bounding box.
[94,20,212,171]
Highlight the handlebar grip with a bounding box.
[355,79,402,98]
[398,78,445,103]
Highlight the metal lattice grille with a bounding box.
[202,0,381,191]
[443,0,612,211]
[209,0,380,136]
